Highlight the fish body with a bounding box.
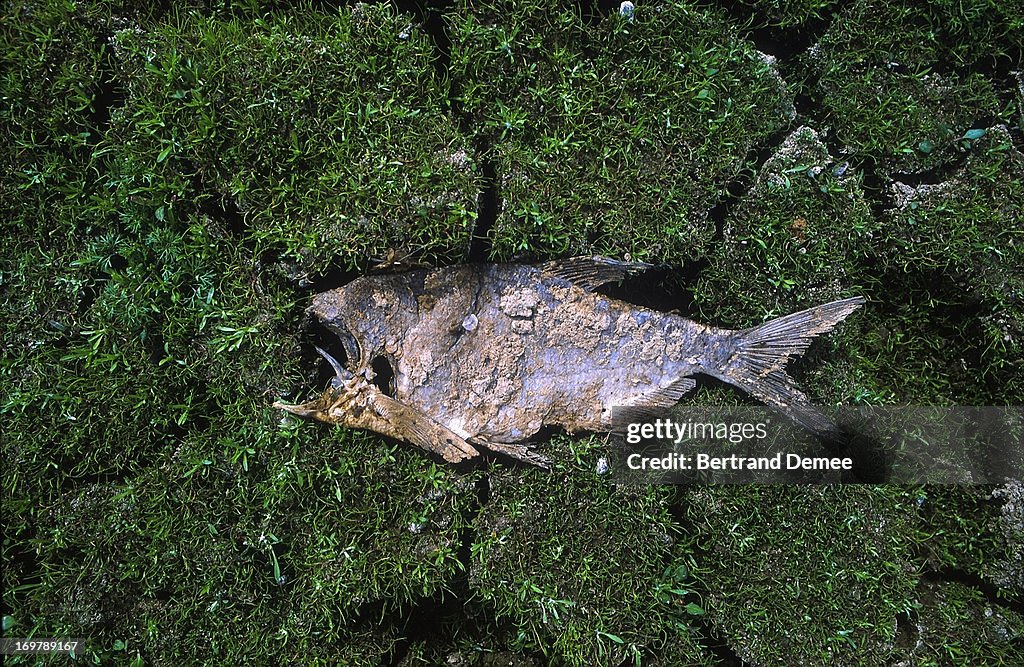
[276,257,864,466]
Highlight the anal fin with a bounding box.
[607,377,696,430]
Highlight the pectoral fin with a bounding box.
[539,256,656,291]
[367,392,481,464]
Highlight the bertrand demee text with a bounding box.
[622,418,854,471]
[626,451,854,471]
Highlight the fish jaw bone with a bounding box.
[274,375,480,464]
[272,373,370,425]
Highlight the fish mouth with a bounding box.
[303,297,363,371]
[273,346,354,418]
[315,345,352,387]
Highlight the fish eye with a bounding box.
[370,356,395,396]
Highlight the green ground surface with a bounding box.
[2,0,1022,665]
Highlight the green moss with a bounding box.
[734,0,840,28]
[877,127,1024,403]
[263,429,478,616]
[1,208,472,662]
[811,0,1022,71]
[687,485,919,666]
[3,217,291,483]
[106,3,478,273]
[919,485,1024,595]
[394,603,540,667]
[908,581,1024,665]
[816,68,1001,175]
[692,126,888,407]
[695,125,876,326]
[8,424,473,663]
[449,0,792,262]
[804,296,999,405]
[1,0,113,142]
[808,0,1014,174]
[469,435,713,667]
[0,0,122,244]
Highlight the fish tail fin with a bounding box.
[717,297,865,437]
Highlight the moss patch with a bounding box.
[470,435,713,667]
[734,0,840,28]
[687,485,919,666]
[695,125,876,326]
[106,3,478,274]
[907,580,1024,665]
[877,126,1024,403]
[807,0,1016,175]
[449,0,792,262]
[919,484,1024,596]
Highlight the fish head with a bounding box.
[306,274,420,370]
[273,347,376,426]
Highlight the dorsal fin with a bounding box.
[606,377,697,429]
[539,256,655,291]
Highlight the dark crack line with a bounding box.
[919,569,1024,616]
[663,501,749,667]
[690,618,750,667]
[469,160,498,262]
[88,33,125,150]
[853,134,1003,240]
[853,156,890,225]
[0,532,42,620]
[698,0,846,67]
[379,467,493,666]
[879,112,1011,189]
[708,112,797,245]
[392,1,457,86]
[707,175,749,244]
[392,0,496,262]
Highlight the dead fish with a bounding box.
[274,257,864,467]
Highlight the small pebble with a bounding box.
[596,457,610,475]
[462,313,479,332]
[619,1,635,20]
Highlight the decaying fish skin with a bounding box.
[274,257,865,467]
